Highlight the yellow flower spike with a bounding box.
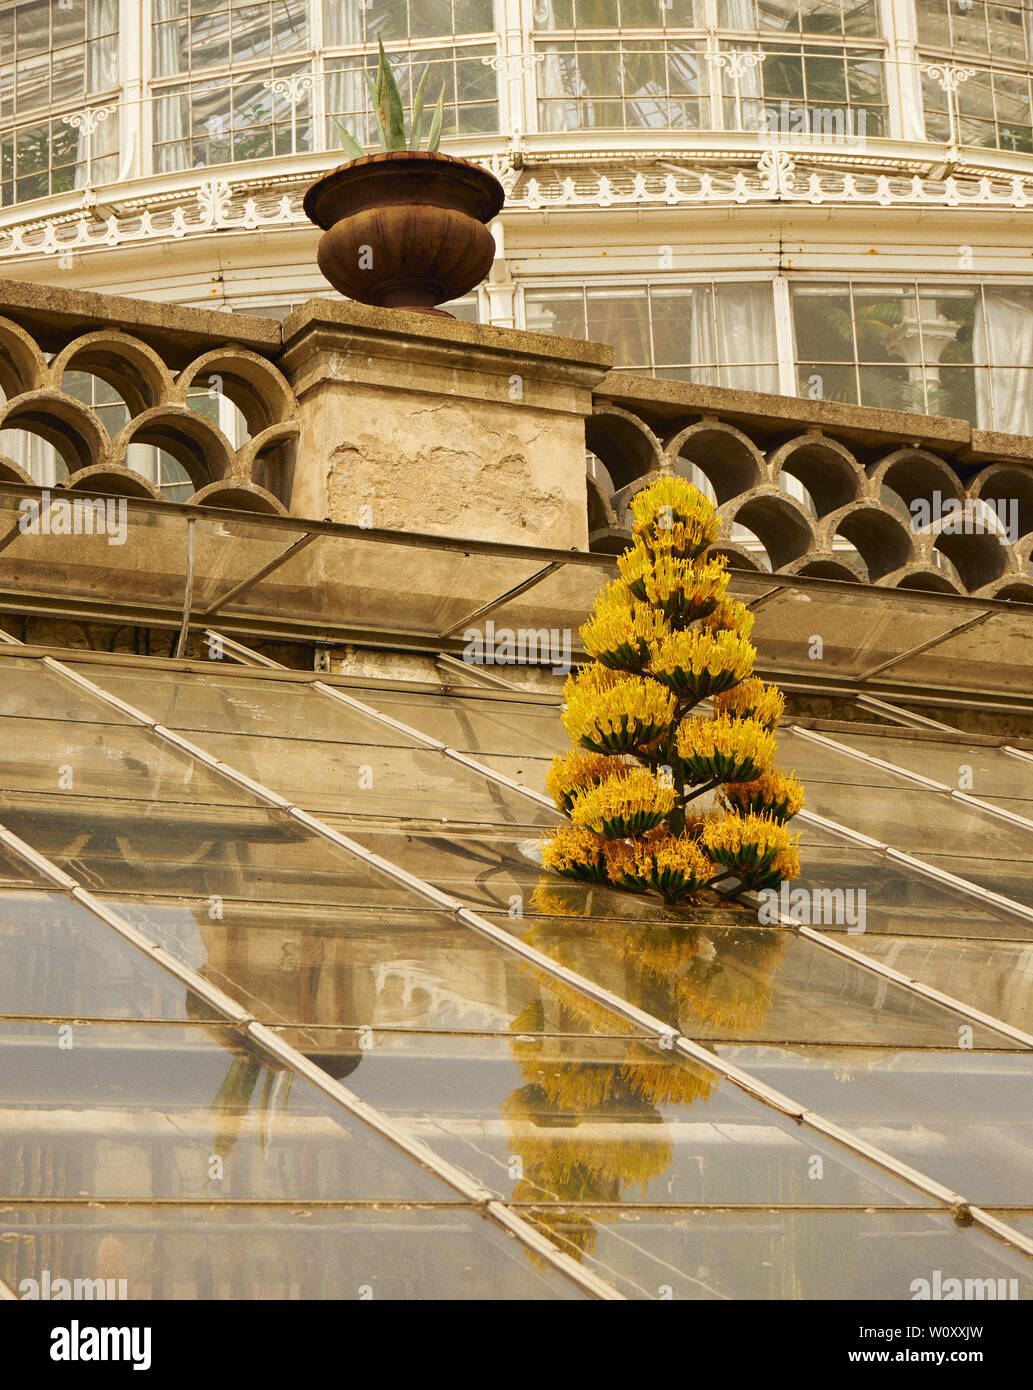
[676,713,777,784]
[570,768,675,838]
[603,833,714,903]
[541,824,610,883]
[720,769,805,823]
[617,549,730,625]
[545,748,628,815]
[629,476,721,559]
[701,811,800,890]
[701,597,756,642]
[713,676,786,732]
[580,584,671,673]
[562,666,676,756]
[648,626,756,702]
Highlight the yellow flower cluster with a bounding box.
[648,627,756,701]
[676,713,776,784]
[618,549,730,625]
[540,824,609,883]
[562,665,676,755]
[701,811,800,889]
[580,583,671,672]
[570,768,675,838]
[629,474,720,559]
[721,769,805,823]
[604,833,714,904]
[545,748,626,815]
[701,597,756,642]
[713,676,786,731]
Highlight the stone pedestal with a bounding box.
[279,300,613,549]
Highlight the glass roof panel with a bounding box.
[174,729,554,827]
[0,1203,586,1301]
[216,531,552,637]
[522,1207,1033,1301]
[187,514,312,612]
[0,654,130,726]
[321,1031,924,1209]
[64,664,416,746]
[745,585,977,680]
[716,1046,1033,1205]
[0,889,221,1022]
[845,935,1033,1035]
[103,896,648,1037]
[833,728,1033,810]
[361,687,569,758]
[887,608,1033,693]
[0,1018,464,1203]
[0,716,263,806]
[484,914,1014,1049]
[0,498,191,611]
[792,842,1033,940]
[0,795,417,906]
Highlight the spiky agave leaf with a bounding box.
[331,117,368,161]
[409,64,430,149]
[426,85,446,152]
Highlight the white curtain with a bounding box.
[720,0,764,132]
[75,0,120,185]
[151,0,189,169]
[325,1,371,147]
[974,291,1033,435]
[534,0,574,133]
[688,284,778,393]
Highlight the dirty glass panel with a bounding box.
[169,728,555,826]
[0,715,261,805]
[844,935,1033,1035]
[0,500,191,611]
[716,1045,1033,1205]
[518,1207,1033,1301]
[0,1019,461,1202]
[791,841,1033,940]
[0,653,131,726]
[64,664,416,746]
[0,1202,585,1301]
[888,608,1033,693]
[835,729,1033,809]
[361,687,570,758]
[217,531,552,637]
[748,585,978,680]
[103,897,646,1038]
[483,913,1013,1048]
[0,794,417,907]
[473,556,618,639]
[0,890,219,1022]
[325,1031,923,1208]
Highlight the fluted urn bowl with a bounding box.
[303,150,505,317]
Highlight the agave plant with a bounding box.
[334,36,446,159]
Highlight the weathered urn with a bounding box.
[303,150,505,317]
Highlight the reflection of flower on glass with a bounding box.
[207,1054,294,1166]
[542,475,803,907]
[504,911,787,1265]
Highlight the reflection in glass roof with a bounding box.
[0,639,1031,1301]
